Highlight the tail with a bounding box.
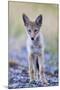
[36,57,39,71]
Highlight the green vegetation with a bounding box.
[9,1,58,56]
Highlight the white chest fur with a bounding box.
[27,32,44,55]
[30,44,42,55]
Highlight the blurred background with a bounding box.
[8,1,59,88]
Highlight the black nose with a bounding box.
[31,37,34,40]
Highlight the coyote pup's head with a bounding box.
[22,14,42,41]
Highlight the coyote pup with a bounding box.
[22,14,47,83]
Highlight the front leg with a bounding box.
[38,54,48,84]
[28,53,35,82]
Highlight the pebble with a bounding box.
[8,47,58,88]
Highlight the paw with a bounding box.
[43,79,49,85]
[29,77,35,82]
[39,77,49,85]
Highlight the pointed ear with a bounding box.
[35,15,42,26]
[22,13,30,26]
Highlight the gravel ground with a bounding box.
[8,47,58,89]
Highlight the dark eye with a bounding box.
[34,29,38,32]
[28,29,31,32]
